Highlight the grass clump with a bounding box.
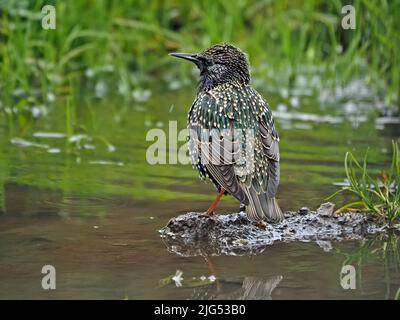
[1,0,399,121]
[328,141,400,223]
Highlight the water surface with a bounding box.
[0,85,399,299]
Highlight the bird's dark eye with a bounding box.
[198,56,213,67]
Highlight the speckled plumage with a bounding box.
[172,43,283,222]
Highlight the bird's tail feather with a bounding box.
[243,187,283,223]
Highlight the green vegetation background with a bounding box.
[0,0,399,211]
[1,0,399,110]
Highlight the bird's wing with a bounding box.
[188,88,248,204]
[228,85,280,197]
[237,87,282,222]
[258,100,280,198]
[188,83,280,204]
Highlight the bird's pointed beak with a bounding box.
[169,52,200,64]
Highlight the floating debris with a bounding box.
[88,160,124,166]
[100,64,114,73]
[290,96,300,108]
[168,80,182,90]
[95,81,108,98]
[82,144,96,150]
[68,134,89,143]
[316,240,333,252]
[376,117,400,126]
[85,68,95,78]
[33,132,66,139]
[159,272,282,299]
[31,105,48,118]
[155,121,164,128]
[274,110,342,124]
[107,144,116,153]
[47,73,63,84]
[47,92,56,103]
[12,88,25,97]
[333,180,351,187]
[47,148,61,154]
[132,89,151,103]
[280,121,313,130]
[10,138,49,149]
[172,270,184,287]
[333,180,397,192]
[85,64,115,78]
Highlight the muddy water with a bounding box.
[0,87,399,299]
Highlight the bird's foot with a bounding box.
[206,208,215,216]
[199,210,216,219]
[255,221,267,230]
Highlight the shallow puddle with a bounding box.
[0,88,399,299]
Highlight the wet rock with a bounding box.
[159,209,387,257]
[299,207,310,215]
[316,240,333,252]
[317,202,335,216]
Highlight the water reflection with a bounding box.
[159,259,282,300]
[189,276,283,300]
[0,85,399,299]
[0,184,399,299]
[336,231,400,300]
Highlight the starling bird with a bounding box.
[170,43,283,223]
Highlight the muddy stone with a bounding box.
[299,207,310,215]
[159,210,387,256]
[317,202,335,216]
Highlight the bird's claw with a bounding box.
[255,221,267,230]
[199,211,217,220]
[206,209,215,216]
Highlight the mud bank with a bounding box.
[159,206,390,256]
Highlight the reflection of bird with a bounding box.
[191,276,283,300]
[170,43,282,223]
[238,276,282,300]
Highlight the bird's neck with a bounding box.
[197,73,217,94]
[197,73,249,94]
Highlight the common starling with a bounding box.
[170,43,283,223]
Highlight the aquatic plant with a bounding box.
[336,231,400,299]
[328,141,400,223]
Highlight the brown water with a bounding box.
[0,86,399,299]
[1,194,399,300]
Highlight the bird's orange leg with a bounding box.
[206,188,225,216]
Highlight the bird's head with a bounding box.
[170,43,250,93]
